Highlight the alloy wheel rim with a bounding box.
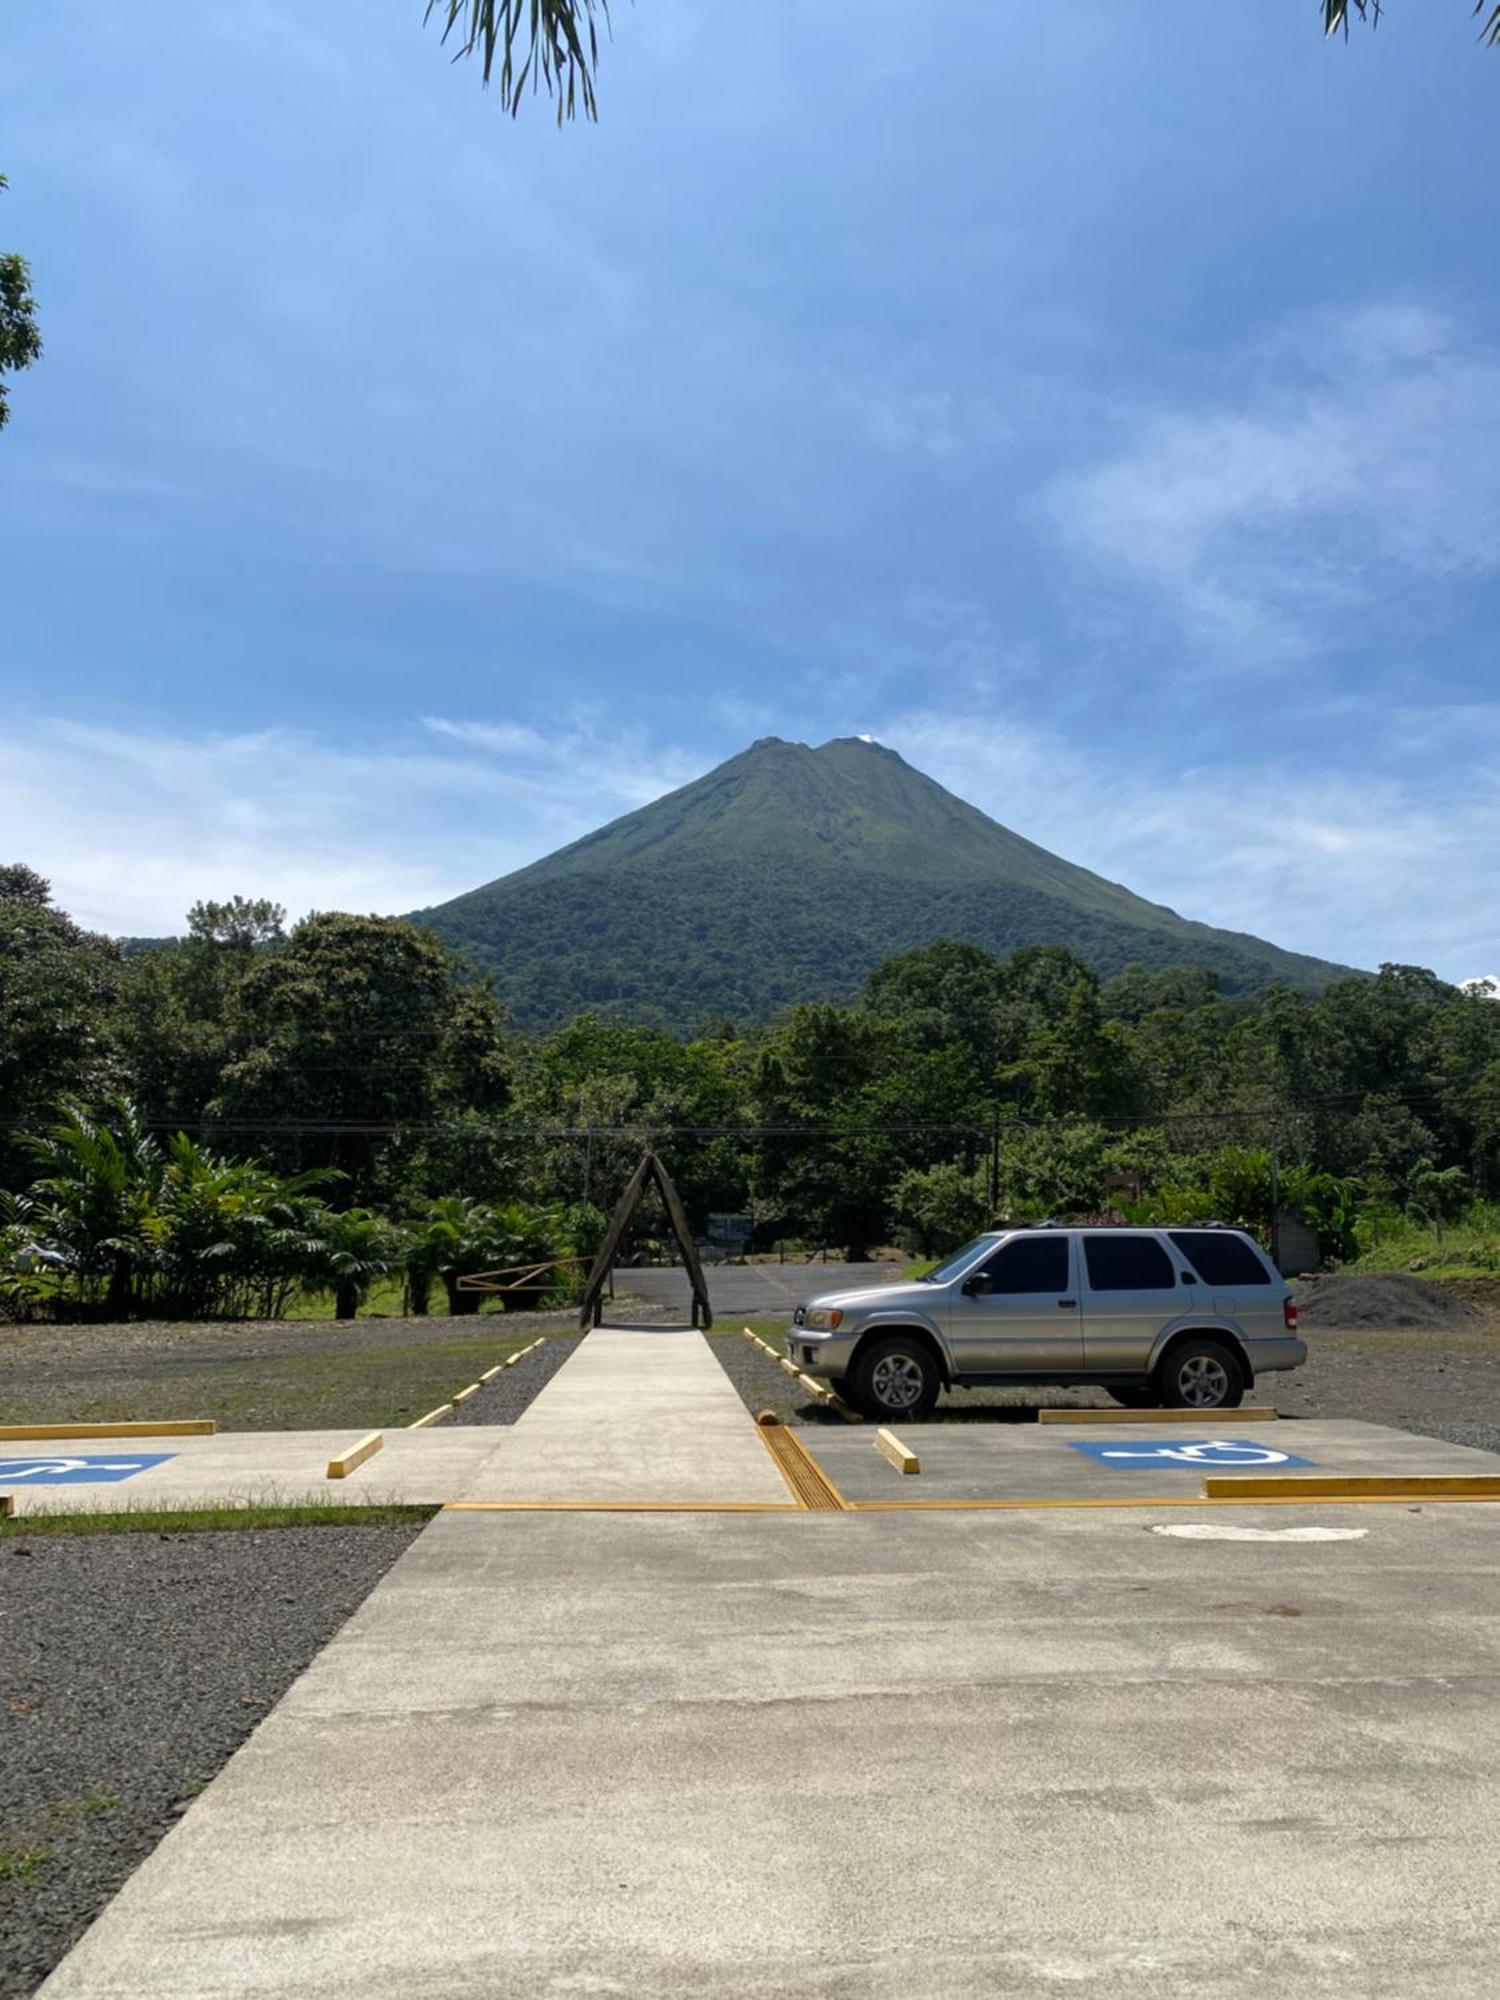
[872,1353,924,1410]
[1178,1354,1229,1407]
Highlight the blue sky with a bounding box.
[2,1,1498,981]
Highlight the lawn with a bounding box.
[0,1314,572,1433]
[720,1319,789,1355]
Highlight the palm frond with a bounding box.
[424,0,610,120]
[1323,0,1380,36]
[1325,0,1500,41]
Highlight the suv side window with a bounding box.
[1083,1234,1174,1291]
[977,1235,1069,1294]
[1168,1230,1272,1286]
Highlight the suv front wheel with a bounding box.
[851,1335,942,1422]
[1156,1337,1245,1411]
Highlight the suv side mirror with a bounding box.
[1179,1268,1196,1285]
[961,1273,990,1296]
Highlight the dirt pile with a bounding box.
[1292,1272,1480,1332]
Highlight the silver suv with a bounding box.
[791,1225,1305,1421]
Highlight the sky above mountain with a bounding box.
[2,2,1498,983]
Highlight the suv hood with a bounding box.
[801,1280,935,1315]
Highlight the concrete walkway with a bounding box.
[38,1501,1500,1998]
[459,1325,790,1505]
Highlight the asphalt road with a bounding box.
[616,1258,905,1318]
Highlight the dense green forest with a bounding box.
[3,861,1498,1319]
[413,737,1349,1026]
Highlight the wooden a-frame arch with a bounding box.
[578,1150,713,1330]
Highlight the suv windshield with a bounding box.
[921,1234,999,1284]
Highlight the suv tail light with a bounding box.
[1284,1299,1299,1332]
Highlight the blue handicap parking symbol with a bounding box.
[0,1453,176,1485]
[1068,1439,1317,1472]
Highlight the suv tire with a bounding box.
[851,1335,942,1422]
[1155,1337,1245,1411]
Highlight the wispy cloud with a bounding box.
[881,701,1500,983]
[6,707,1495,987]
[0,717,696,937]
[1047,305,1500,658]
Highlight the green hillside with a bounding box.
[412,736,1351,1027]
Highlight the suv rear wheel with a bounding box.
[851,1335,942,1422]
[1156,1337,1245,1411]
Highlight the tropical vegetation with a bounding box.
[4,862,1500,1314]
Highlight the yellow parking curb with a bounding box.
[741,1328,860,1423]
[326,1431,383,1480]
[1037,1408,1279,1425]
[408,1403,454,1430]
[0,1420,217,1440]
[1203,1474,1500,1501]
[444,1500,801,1513]
[874,1427,920,1475]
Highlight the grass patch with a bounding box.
[1,1502,436,1539]
[0,1326,564,1433]
[0,1840,52,1885]
[710,1319,789,1356]
[0,1789,122,1890]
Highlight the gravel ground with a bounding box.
[1292,1271,1480,1331]
[706,1334,851,1426]
[0,1522,425,2000]
[446,1335,585,1424]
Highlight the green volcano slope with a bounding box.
[412,736,1350,1028]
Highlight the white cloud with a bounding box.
[0,717,695,937]
[1047,305,1500,657]
[4,705,1493,988]
[881,705,1500,983]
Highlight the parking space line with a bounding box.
[0,1420,216,1439]
[1036,1407,1279,1425]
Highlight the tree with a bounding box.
[1324,2,1500,45]
[306,1206,402,1320]
[423,1,1499,128]
[0,869,120,1187]
[0,177,41,432]
[209,913,486,1192]
[426,0,609,118]
[186,896,286,951]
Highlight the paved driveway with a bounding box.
[41,1501,1500,1998]
[617,1258,905,1319]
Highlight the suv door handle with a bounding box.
[1057,1298,1076,1308]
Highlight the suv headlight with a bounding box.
[802,1308,843,1331]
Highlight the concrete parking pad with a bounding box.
[0,1327,790,1515]
[39,1502,1500,1999]
[802,1416,1500,1506]
[0,1426,509,1515]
